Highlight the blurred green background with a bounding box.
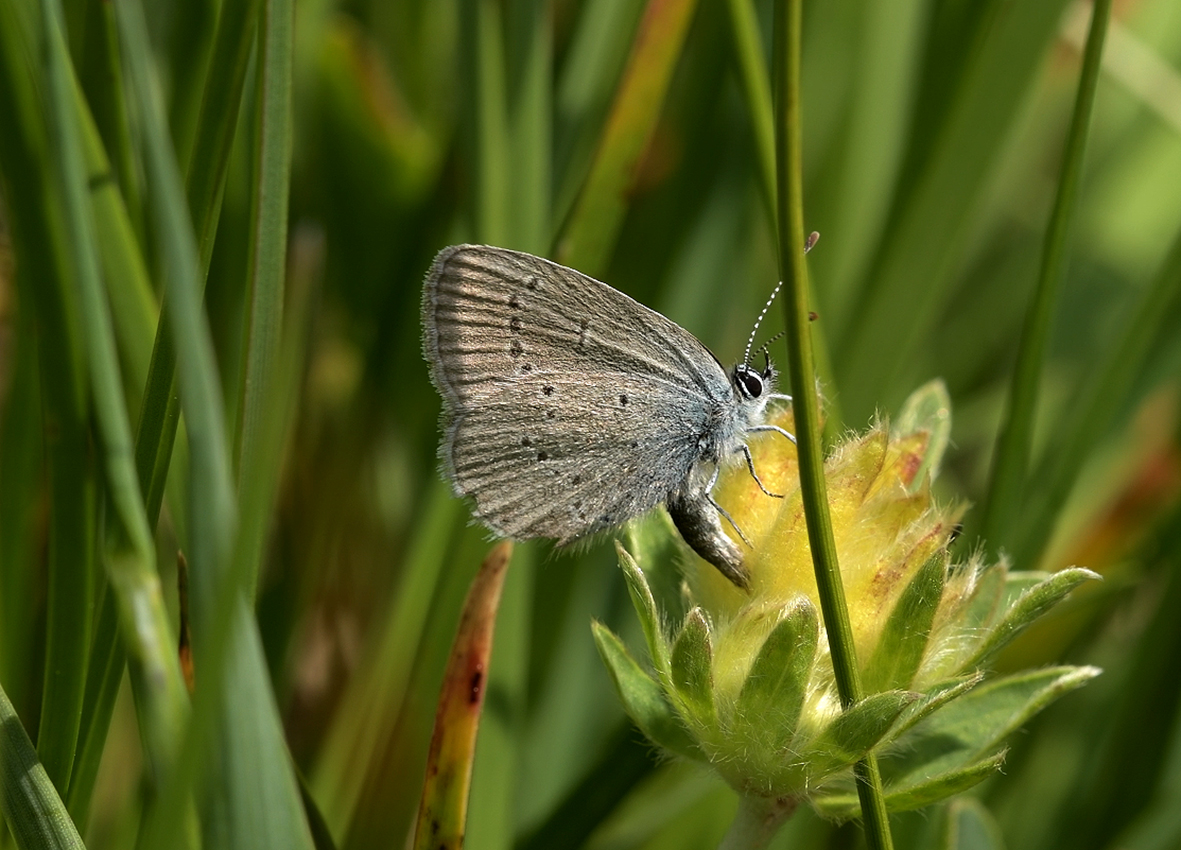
[2,0,1181,848]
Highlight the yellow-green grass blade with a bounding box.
[557,0,700,277]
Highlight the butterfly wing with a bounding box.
[422,244,734,541]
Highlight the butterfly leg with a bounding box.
[668,467,752,587]
[739,443,784,498]
[749,423,797,444]
[703,463,754,549]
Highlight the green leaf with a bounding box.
[966,567,1099,669]
[735,599,818,744]
[811,691,917,770]
[881,665,1100,790]
[863,553,946,692]
[670,608,715,726]
[616,541,670,676]
[885,674,985,745]
[883,752,1007,814]
[592,622,701,760]
[892,379,952,491]
[995,570,1051,615]
[813,752,1005,819]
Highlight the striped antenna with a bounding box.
[742,232,820,364]
[757,331,787,362]
[743,280,784,365]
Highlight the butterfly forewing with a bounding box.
[423,245,734,541]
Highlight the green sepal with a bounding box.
[966,568,1099,668]
[996,570,1054,611]
[879,665,1100,791]
[615,541,671,676]
[735,599,817,745]
[813,751,1005,819]
[810,690,917,771]
[670,608,715,727]
[892,379,952,492]
[863,553,946,692]
[591,621,702,760]
[624,513,691,626]
[958,563,1008,633]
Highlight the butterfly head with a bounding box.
[732,357,775,402]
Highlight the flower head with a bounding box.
[594,381,1099,817]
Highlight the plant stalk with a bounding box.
[772,0,893,846]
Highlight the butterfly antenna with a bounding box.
[742,232,820,365]
[744,281,784,365]
[757,331,787,364]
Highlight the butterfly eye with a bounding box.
[734,366,764,399]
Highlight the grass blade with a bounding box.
[116,2,314,848]
[724,0,775,226]
[838,0,1075,418]
[1013,223,1181,568]
[134,0,263,543]
[42,0,190,803]
[0,683,85,850]
[234,0,294,580]
[0,310,42,726]
[557,0,699,276]
[980,0,1113,554]
[461,0,511,247]
[78,0,142,240]
[0,0,97,798]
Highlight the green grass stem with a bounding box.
[463,0,511,247]
[78,0,142,242]
[506,0,552,255]
[1014,224,1181,569]
[724,0,775,227]
[114,0,234,659]
[0,312,40,728]
[723,0,841,433]
[773,0,892,846]
[981,0,1113,555]
[133,0,261,549]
